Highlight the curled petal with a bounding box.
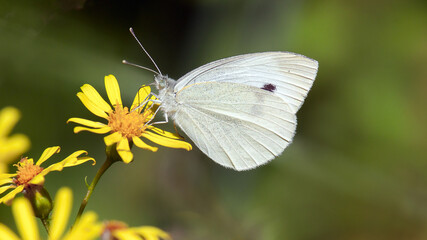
[39,155,95,178]
[117,138,133,163]
[37,146,61,166]
[80,84,112,113]
[73,126,111,134]
[77,92,109,119]
[67,118,107,129]
[0,223,20,240]
[104,132,122,146]
[132,137,158,152]
[61,150,96,167]
[142,131,192,151]
[0,185,24,205]
[49,188,72,240]
[64,157,96,167]
[105,75,122,107]
[12,197,40,240]
[131,85,151,110]
[62,150,88,161]
[0,107,20,138]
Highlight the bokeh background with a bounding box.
[1,0,427,239]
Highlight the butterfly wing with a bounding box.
[173,82,296,171]
[174,52,318,114]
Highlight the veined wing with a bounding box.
[174,52,318,113]
[173,82,296,171]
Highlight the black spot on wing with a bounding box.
[261,83,276,92]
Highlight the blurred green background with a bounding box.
[1,0,426,239]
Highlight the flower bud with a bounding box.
[24,184,52,220]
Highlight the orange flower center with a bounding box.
[13,157,43,186]
[107,105,150,139]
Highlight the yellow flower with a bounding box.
[0,107,30,174]
[67,75,192,163]
[0,187,103,240]
[0,146,95,205]
[102,221,171,240]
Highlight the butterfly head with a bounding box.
[154,74,169,90]
[154,74,177,91]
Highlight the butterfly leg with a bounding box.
[146,110,169,126]
[131,92,153,112]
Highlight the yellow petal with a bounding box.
[117,138,133,163]
[77,92,109,119]
[113,230,140,240]
[132,136,158,152]
[141,95,159,119]
[0,185,14,195]
[49,188,72,240]
[0,223,20,240]
[80,84,112,113]
[40,151,95,175]
[105,75,122,107]
[0,107,20,138]
[133,226,171,240]
[0,176,15,185]
[0,186,24,205]
[29,173,45,186]
[0,134,31,165]
[67,118,107,129]
[63,211,102,240]
[41,159,87,179]
[131,85,151,110]
[12,197,40,240]
[36,146,61,166]
[147,126,183,140]
[0,164,6,175]
[73,126,111,134]
[104,132,122,146]
[62,150,88,161]
[142,131,192,151]
[64,157,96,167]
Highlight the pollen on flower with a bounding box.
[13,157,43,186]
[107,105,150,139]
[104,221,128,232]
[102,221,128,239]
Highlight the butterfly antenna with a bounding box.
[129,27,163,76]
[122,60,159,75]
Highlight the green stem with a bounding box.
[73,156,114,225]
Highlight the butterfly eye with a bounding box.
[154,75,166,89]
[261,83,277,92]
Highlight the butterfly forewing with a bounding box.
[174,52,318,114]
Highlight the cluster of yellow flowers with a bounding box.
[0,75,192,239]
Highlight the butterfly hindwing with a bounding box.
[172,82,296,171]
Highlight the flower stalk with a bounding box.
[74,154,115,225]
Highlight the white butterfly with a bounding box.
[126,29,318,171]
